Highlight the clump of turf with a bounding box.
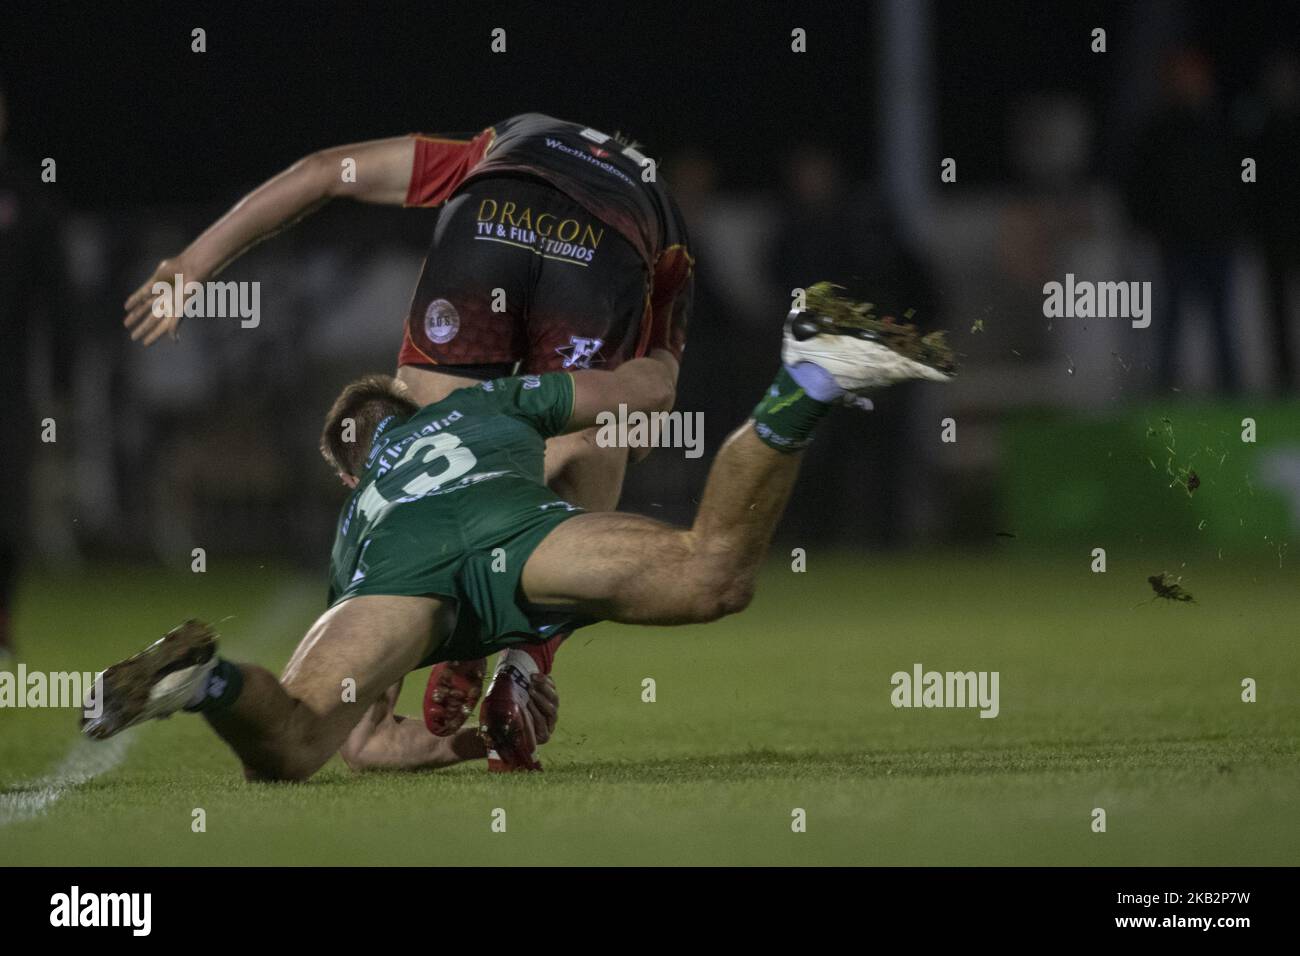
[1144,417,1210,497]
[1147,572,1195,604]
[804,282,957,375]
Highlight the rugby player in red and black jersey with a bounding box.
[123,113,694,770]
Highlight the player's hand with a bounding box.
[527,674,559,744]
[123,256,205,346]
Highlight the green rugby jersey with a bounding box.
[326,372,582,655]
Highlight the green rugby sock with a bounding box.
[750,367,832,452]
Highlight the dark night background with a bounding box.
[0,0,1297,575]
[5,1,1294,201]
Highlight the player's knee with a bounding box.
[712,574,755,619]
[679,568,754,622]
[240,721,335,782]
[242,755,317,783]
[691,537,757,619]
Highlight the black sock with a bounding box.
[184,658,245,713]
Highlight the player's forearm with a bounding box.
[566,349,677,432]
[346,717,486,772]
[617,349,678,414]
[180,136,415,278]
[180,151,338,278]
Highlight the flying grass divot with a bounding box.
[803,282,957,376]
[1147,572,1195,604]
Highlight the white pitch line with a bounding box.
[0,731,136,826]
[0,577,319,829]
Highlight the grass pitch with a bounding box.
[1,551,1296,866]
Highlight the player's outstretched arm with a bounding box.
[565,348,679,432]
[339,675,559,772]
[122,135,417,345]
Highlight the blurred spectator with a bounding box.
[1246,52,1300,393]
[768,146,860,296]
[0,85,70,655]
[670,155,753,406]
[765,145,936,547]
[999,95,1100,287]
[1122,49,1240,394]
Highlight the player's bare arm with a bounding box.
[122,135,417,345]
[339,673,557,772]
[566,347,680,431]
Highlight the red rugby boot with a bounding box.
[422,658,487,736]
[481,631,567,772]
[480,651,543,772]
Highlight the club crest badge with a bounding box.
[424,299,460,344]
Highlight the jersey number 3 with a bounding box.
[358,433,477,521]
[395,433,477,496]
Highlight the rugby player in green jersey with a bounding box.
[120,115,695,766]
[86,285,953,781]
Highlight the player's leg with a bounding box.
[211,596,451,780]
[521,425,798,625]
[523,284,954,625]
[85,594,451,782]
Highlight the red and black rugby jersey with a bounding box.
[405,113,693,357]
